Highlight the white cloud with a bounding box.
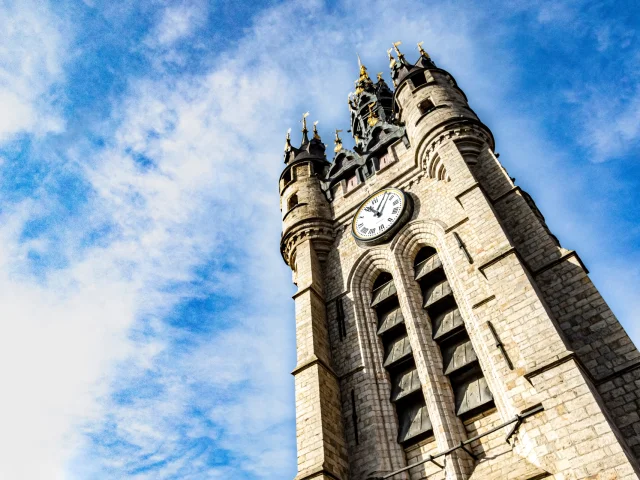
[147,2,207,48]
[0,0,67,142]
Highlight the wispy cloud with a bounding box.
[0,0,69,141]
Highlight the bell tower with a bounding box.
[279,44,640,480]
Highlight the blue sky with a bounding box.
[0,0,638,478]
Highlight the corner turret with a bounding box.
[279,114,333,271]
[388,41,494,154]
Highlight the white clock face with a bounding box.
[352,188,406,241]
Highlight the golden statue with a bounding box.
[387,47,396,67]
[334,129,343,153]
[393,41,404,60]
[355,54,373,95]
[367,102,379,127]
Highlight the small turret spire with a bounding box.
[313,121,321,140]
[334,129,343,152]
[284,128,292,152]
[417,41,429,58]
[354,54,373,95]
[387,48,396,68]
[392,41,405,61]
[301,111,310,143]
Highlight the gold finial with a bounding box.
[334,129,343,153]
[417,41,429,58]
[377,72,384,82]
[284,128,292,152]
[355,54,372,95]
[313,120,321,140]
[367,102,379,127]
[387,48,396,69]
[393,41,404,60]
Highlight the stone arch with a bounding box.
[392,220,509,418]
[347,247,407,473]
[389,220,476,477]
[425,152,448,181]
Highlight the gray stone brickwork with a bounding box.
[279,47,640,480]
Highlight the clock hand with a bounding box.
[379,192,391,217]
[376,192,387,217]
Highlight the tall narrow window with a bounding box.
[372,272,432,446]
[414,247,494,418]
[283,169,292,186]
[287,193,299,211]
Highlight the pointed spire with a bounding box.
[313,121,321,140]
[284,128,292,152]
[301,111,310,143]
[392,41,405,62]
[355,54,373,95]
[334,129,343,152]
[387,48,396,68]
[417,41,429,58]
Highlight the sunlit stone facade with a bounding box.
[278,46,640,480]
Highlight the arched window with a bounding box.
[414,247,493,418]
[371,271,432,446]
[287,193,299,211]
[426,153,448,181]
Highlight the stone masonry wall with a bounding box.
[282,59,640,480]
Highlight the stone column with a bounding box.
[292,239,349,480]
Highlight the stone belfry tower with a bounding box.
[278,44,640,480]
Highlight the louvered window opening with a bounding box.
[414,248,494,418]
[371,273,433,446]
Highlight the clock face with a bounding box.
[352,188,411,244]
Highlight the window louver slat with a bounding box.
[432,307,464,340]
[454,369,493,416]
[383,336,412,367]
[414,254,442,280]
[371,280,397,307]
[391,367,421,402]
[398,401,432,443]
[423,279,453,308]
[377,307,404,335]
[442,338,478,375]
